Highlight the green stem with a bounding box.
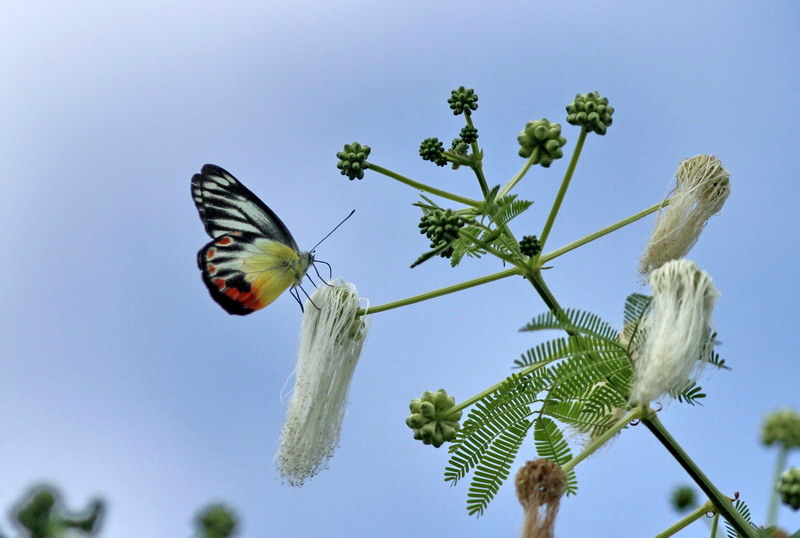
[497,153,537,199]
[710,513,720,538]
[443,346,566,418]
[366,162,481,208]
[464,115,490,197]
[540,198,671,264]
[561,408,642,474]
[654,500,716,538]
[766,445,789,527]
[641,412,756,538]
[527,270,570,326]
[358,267,521,316]
[538,130,587,249]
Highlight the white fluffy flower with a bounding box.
[277,279,370,486]
[629,259,719,406]
[640,155,730,277]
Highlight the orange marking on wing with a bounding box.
[206,263,217,275]
[217,237,233,246]
[206,248,216,259]
[224,288,241,300]
[213,278,226,290]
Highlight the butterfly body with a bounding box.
[192,164,312,315]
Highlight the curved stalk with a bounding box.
[538,130,587,249]
[358,267,520,316]
[540,199,671,264]
[366,162,481,207]
[641,412,755,537]
[654,500,715,538]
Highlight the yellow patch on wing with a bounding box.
[241,238,309,308]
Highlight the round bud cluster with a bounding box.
[448,86,479,116]
[459,125,479,144]
[199,505,237,537]
[566,91,614,135]
[517,118,567,167]
[336,142,371,180]
[419,138,448,166]
[670,486,697,511]
[762,408,800,449]
[519,234,542,257]
[418,209,468,258]
[406,389,462,447]
[778,467,800,510]
[450,138,469,155]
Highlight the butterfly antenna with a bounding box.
[309,210,355,252]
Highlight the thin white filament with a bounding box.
[277,279,370,486]
[640,155,730,277]
[630,259,719,406]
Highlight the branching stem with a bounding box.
[366,163,481,207]
[538,130,587,249]
[358,267,521,316]
[561,408,642,474]
[766,445,789,527]
[641,411,756,538]
[654,500,715,538]
[540,198,671,264]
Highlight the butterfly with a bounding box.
[191,164,313,315]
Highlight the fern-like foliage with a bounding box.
[533,417,578,495]
[522,309,620,341]
[445,373,545,486]
[723,498,770,537]
[621,293,651,352]
[446,295,726,516]
[447,194,533,267]
[669,381,706,405]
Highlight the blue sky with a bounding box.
[2,1,799,536]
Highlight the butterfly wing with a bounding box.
[191,164,299,248]
[192,164,311,315]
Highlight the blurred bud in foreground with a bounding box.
[13,485,103,537]
[515,459,566,538]
[629,259,719,406]
[762,408,800,450]
[778,467,800,510]
[640,155,730,277]
[277,280,370,486]
[196,504,237,538]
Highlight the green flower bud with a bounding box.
[459,125,479,144]
[450,137,469,156]
[566,91,614,135]
[418,209,469,259]
[670,486,697,512]
[336,142,371,180]
[778,467,800,510]
[762,408,800,449]
[406,388,462,448]
[517,118,567,167]
[419,137,448,166]
[198,504,237,538]
[519,235,542,257]
[447,86,479,116]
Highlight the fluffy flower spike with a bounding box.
[630,259,719,406]
[277,280,370,486]
[640,155,730,277]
